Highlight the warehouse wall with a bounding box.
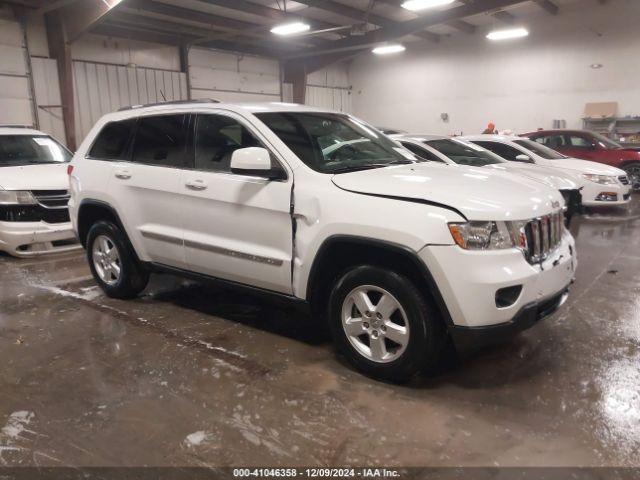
[189,48,281,103]
[350,0,640,135]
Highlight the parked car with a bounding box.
[461,135,632,208]
[0,127,80,257]
[68,101,576,381]
[393,134,583,224]
[522,129,640,191]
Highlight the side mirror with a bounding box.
[515,154,532,163]
[230,147,285,180]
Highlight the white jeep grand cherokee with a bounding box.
[68,101,577,381]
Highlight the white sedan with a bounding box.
[461,135,632,207]
[393,134,583,222]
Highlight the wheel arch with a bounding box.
[306,235,454,328]
[77,200,127,248]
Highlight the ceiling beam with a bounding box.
[32,0,81,15]
[124,0,332,48]
[447,19,476,34]
[287,0,528,59]
[105,11,304,53]
[61,0,124,43]
[293,0,440,42]
[93,23,280,57]
[532,0,559,14]
[493,10,518,23]
[193,0,339,32]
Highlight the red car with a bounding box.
[522,129,640,191]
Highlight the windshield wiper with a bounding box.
[331,160,414,174]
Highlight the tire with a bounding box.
[86,220,149,299]
[622,162,640,192]
[328,265,446,382]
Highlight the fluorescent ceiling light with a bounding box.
[270,22,310,36]
[486,27,529,41]
[372,44,406,55]
[401,0,455,11]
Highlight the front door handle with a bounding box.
[186,179,208,191]
[115,169,131,180]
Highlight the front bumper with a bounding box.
[448,284,570,349]
[419,232,576,331]
[0,220,81,257]
[581,181,632,206]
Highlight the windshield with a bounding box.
[0,135,71,167]
[255,112,418,173]
[426,139,503,166]
[514,139,566,160]
[590,131,621,149]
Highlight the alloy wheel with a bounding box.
[92,235,121,285]
[341,285,410,363]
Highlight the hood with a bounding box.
[486,162,581,190]
[331,163,563,221]
[0,163,70,191]
[541,158,625,176]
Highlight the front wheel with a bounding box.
[622,162,640,192]
[87,220,149,299]
[328,265,446,382]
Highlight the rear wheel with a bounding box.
[87,221,149,299]
[622,162,640,192]
[329,265,446,382]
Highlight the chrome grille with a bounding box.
[30,190,70,209]
[619,175,630,185]
[524,211,564,264]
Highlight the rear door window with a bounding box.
[131,114,189,168]
[88,119,136,160]
[472,141,523,161]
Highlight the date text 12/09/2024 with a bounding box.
[233,469,401,478]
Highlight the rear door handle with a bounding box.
[115,169,132,180]
[185,179,207,190]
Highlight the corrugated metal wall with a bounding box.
[0,16,36,127]
[72,60,187,143]
[31,57,65,143]
[189,48,281,103]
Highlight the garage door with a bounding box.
[189,48,281,103]
[0,17,36,128]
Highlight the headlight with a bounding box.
[583,174,617,185]
[0,190,38,205]
[448,221,527,251]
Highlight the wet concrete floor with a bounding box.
[1,201,639,468]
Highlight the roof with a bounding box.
[0,127,47,136]
[459,134,524,142]
[113,101,338,116]
[392,134,449,142]
[524,129,587,136]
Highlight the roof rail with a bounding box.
[0,124,35,128]
[117,98,220,112]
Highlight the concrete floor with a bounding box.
[1,201,639,469]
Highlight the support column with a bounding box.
[45,10,76,150]
[283,61,307,105]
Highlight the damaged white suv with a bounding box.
[69,102,577,381]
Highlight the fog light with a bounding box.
[596,192,618,202]
[495,285,523,308]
